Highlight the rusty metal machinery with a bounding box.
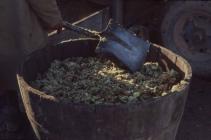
[88,0,124,24]
[161,1,211,77]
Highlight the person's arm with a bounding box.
[26,0,63,31]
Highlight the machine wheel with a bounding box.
[161,1,211,77]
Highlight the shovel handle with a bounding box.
[63,21,100,38]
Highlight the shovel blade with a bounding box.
[96,21,150,72]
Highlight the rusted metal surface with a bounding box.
[17,38,191,140]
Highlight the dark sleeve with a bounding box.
[27,0,63,27]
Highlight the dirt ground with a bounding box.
[176,77,211,140]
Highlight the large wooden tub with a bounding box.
[17,39,192,140]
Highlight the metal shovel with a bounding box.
[63,20,150,72]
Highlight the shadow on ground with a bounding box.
[176,77,211,140]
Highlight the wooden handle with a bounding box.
[63,21,100,38]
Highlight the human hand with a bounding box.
[48,21,63,33]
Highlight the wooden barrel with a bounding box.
[17,39,192,140]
